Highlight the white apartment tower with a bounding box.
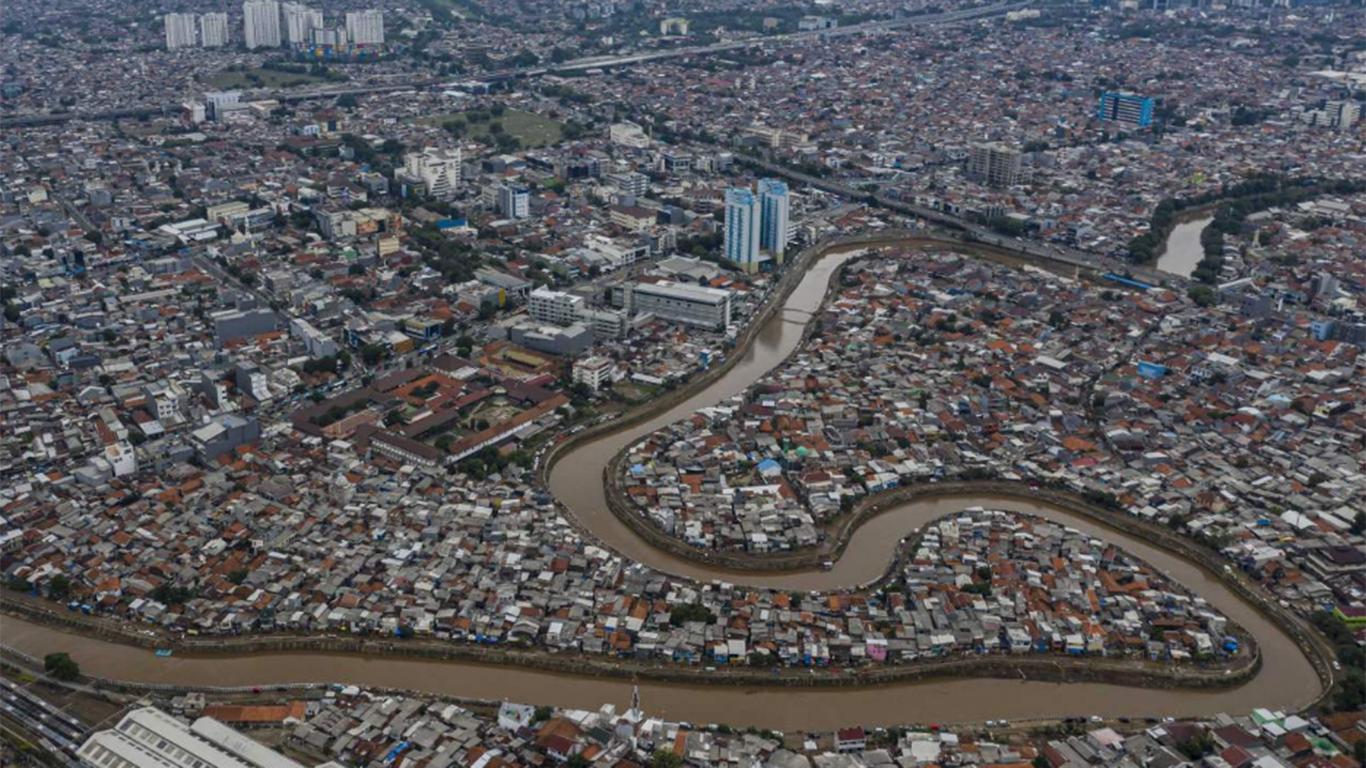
[402,147,462,199]
[242,0,282,49]
[282,2,323,45]
[164,13,198,49]
[200,13,230,46]
[346,9,385,45]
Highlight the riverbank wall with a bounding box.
[0,596,1259,694]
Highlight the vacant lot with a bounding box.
[205,68,328,90]
[421,109,564,148]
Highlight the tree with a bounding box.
[150,583,195,605]
[47,574,71,600]
[360,343,387,366]
[1176,733,1214,761]
[44,652,80,682]
[669,603,716,627]
[566,754,591,768]
[1350,510,1365,535]
[651,750,683,768]
[1187,285,1217,307]
[1334,668,1365,712]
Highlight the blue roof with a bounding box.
[757,459,782,473]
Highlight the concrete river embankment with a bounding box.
[0,236,1328,730]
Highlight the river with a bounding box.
[1156,216,1213,278]
[0,241,1322,730]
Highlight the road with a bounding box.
[189,251,274,308]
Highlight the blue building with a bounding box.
[1137,361,1168,379]
[724,187,760,272]
[757,178,790,263]
[1097,91,1154,127]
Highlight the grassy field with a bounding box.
[204,68,329,90]
[422,108,565,148]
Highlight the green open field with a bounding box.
[421,108,564,149]
[204,68,329,90]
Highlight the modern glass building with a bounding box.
[724,187,760,272]
[757,178,790,263]
[1097,91,1154,127]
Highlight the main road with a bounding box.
[1,237,1325,730]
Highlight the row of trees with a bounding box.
[1128,175,1366,266]
[1310,612,1366,713]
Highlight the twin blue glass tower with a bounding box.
[724,179,789,273]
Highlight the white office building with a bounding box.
[164,13,198,49]
[282,2,323,45]
[529,287,627,341]
[200,12,230,46]
[401,147,462,199]
[573,355,620,392]
[627,281,732,330]
[242,0,282,49]
[606,171,649,198]
[757,178,791,263]
[76,706,308,768]
[345,9,385,45]
[498,184,531,219]
[723,187,760,273]
[529,287,585,326]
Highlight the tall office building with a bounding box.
[346,9,385,45]
[757,178,790,263]
[242,0,282,49]
[401,147,462,199]
[200,12,230,47]
[282,2,323,45]
[498,184,531,219]
[966,142,1023,188]
[1301,100,1360,132]
[1097,91,1154,127]
[164,13,198,49]
[724,187,761,273]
